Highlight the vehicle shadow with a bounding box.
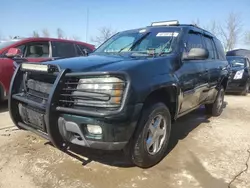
[0,101,8,113]
[45,102,227,168]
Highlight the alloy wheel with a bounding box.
[146,115,167,155]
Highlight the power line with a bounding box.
[86,8,89,43]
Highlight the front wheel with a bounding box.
[125,102,171,168]
[205,87,225,117]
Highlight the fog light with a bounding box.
[87,125,102,134]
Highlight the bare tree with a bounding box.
[91,26,116,46]
[72,35,80,41]
[192,18,200,27]
[42,28,50,37]
[57,28,64,39]
[203,20,218,36]
[33,31,40,38]
[218,12,242,51]
[244,31,250,45]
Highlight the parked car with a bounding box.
[226,49,250,60]
[0,37,95,101]
[9,20,230,168]
[226,55,250,95]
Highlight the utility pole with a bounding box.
[86,8,89,43]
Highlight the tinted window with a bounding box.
[52,42,77,58]
[186,32,204,52]
[203,36,215,59]
[214,38,226,60]
[24,41,50,58]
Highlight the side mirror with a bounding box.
[5,48,22,58]
[183,48,209,61]
[83,49,89,56]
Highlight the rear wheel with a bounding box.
[205,87,225,117]
[0,85,4,102]
[125,102,171,168]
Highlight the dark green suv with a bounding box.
[9,20,230,168]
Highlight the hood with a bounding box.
[42,54,146,72]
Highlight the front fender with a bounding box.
[217,66,230,90]
[127,72,181,119]
[148,73,180,95]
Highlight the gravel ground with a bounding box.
[0,95,250,188]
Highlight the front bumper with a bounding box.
[226,79,248,92]
[9,65,143,150]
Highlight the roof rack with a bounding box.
[150,21,215,37]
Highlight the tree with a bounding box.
[42,28,50,37]
[72,35,80,41]
[91,26,116,46]
[192,18,200,27]
[57,28,64,39]
[203,20,218,36]
[0,31,3,40]
[218,12,242,51]
[33,31,40,38]
[244,31,250,45]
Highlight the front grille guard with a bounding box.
[9,65,131,135]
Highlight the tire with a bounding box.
[241,83,249,96]
[205,87,225,117]
[0,85,3,102]
[125,102,171,168]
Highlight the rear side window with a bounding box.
[186,32,204,52]
[52,41,77,58]
[214,38,226,60]
[203,36,215,59]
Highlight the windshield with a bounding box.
[0,40,20,50]
[94,29,179,56]
[226,56,246,68]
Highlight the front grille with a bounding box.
[23,73,56,105]
[58,77,79,108]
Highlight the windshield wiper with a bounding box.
[157,36,174,56]
[118,32,150,53]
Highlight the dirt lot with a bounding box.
[0,95,250,188]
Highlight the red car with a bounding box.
[0,37,95,101]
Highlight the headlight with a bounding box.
[72,76,126,108]
[233,69,244,80]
